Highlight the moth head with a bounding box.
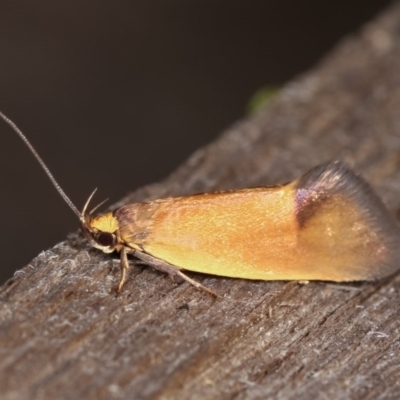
[80,189,119,253]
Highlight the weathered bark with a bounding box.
[2,4,400,400]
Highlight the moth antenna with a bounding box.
[0,111,81,218]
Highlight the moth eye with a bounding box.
[97,232,115,247]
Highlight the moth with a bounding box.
[2,111,400,294]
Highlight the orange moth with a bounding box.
[2,111,400,294]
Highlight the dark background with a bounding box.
[0,0,392,284]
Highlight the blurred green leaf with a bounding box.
[246,85,281,115]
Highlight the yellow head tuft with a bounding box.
[90,213,119,233]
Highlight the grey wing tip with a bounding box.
[295,161,395,225]
[295,160,359,193]
[296,161,400,280]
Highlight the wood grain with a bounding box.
[2,3,400,399]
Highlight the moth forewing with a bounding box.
[109,161,400,288]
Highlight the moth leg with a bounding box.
[134,251,217,297]
[117,246,130,293]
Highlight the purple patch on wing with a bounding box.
[295,188,327,228]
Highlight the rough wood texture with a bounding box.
[2,4,400,399]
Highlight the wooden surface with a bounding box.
[2,4,400,399]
